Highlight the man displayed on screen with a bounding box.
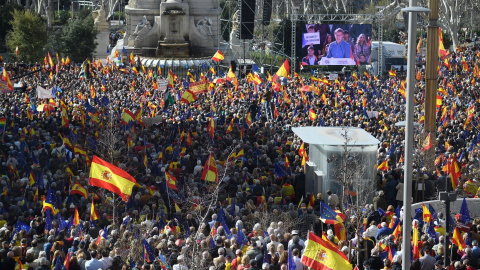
[343,30,355,52]
[326,28,351,59]
[302,45,318,65]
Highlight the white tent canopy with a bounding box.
[292,127,380,146]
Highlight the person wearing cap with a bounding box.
[287,230,305,248]
[326,28,351,59]
[302,45,318,66]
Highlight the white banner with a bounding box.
[158,79,168,91]
[302,32,321,47]
[37,85,53,99]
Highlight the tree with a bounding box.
[61,15,97,63]
[438,0,466,51]
[0,4,23,53]
[6,9,47,62]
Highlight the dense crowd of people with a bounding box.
[0,43,480,270]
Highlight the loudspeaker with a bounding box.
[262,0,272,26]
[240,0,255,39]
[231,61,237,72]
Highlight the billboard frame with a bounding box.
[290,13,384,74]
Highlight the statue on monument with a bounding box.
[196,17,213,36]
[92,5,109,31]
[134,15,151,36]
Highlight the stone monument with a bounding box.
[121,0,221,58]
[92,6,110,58]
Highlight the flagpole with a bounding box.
[401,3,430,269]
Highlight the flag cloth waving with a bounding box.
[89,155,137,201]
[301,231,352,270]
[201,153,218,182]
[272,59,290,84]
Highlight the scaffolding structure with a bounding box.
[290,13,384,73]
[218,0,290,73]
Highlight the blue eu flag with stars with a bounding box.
[143,239,155,263]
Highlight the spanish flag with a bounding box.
[377,159,389,171]
[246,113,252,126]
[89,155,137,201]
[352,72,358,80]
[389,69,396,77]
[284,155,290,168]
[209,66,216,75]
[301,231,352,270]
[226,118,234,133]
[29,170,36,186]
[165,172,178,190]
[438,28,448,58]
[449,156,461,189]
[73,207,80,225]
[180,90,197,104]
[421,133,433,151]
[121,109,136,125]
[308,108,316,121]
[211,50,225,62]
[452,227,467,251]
[412,221,420,260]
[201,153,218,183]
[416,37,422,54]
[90,199,100,221]
[174,200,181,212]
[2,69,13,91]
[272,59,289,84]
[299,142,305,157]
[168,70,177,89]
[423,203,432,223]
[307,194,315,208]
[301,151,308,166]
[71,182,88,199]
[207,117,214,139]
[436,95,442,108]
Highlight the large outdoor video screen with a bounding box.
[300,24,372,66]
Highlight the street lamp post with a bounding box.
[400,2,430,269]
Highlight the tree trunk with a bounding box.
[47,0,52,27]
[450,24,459,52]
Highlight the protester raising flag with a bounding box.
[89,155,137,201]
